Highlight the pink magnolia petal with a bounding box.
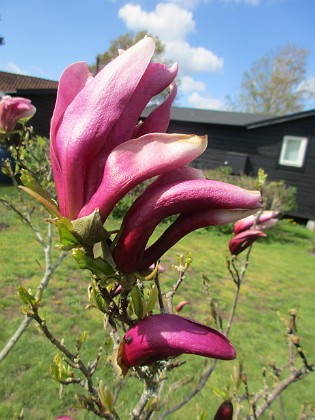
[135,80,178,138]
[256,218,278,230]
[118,314,236,374]
[113,180,262,273]
[229,229,266,255]
[84,63,178,201]
[139,208,260,272]
[51,37,155,219]
[78,134,208,221]
[233,210,279,234]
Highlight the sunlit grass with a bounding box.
[0,185,314,419]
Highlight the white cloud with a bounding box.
[188,92,226,110]
[165,40,223,74]
[180,76,206,93]
[1,62,28,75]
[118,2,223,75]
[118,3,195,41]
[297,77,315,97]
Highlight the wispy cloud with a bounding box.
[181,76,206,93]
[1,62,28,75]
[297,77,315,97]
[188,92,226,109]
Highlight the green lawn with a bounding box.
[0,184,314,419]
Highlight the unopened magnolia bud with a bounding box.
[213,400,233,420]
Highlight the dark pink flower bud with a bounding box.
[233,210,279,234]
[175,301,190,312]
[213,400,233,420]
[229,230,266,255]
[0,95,36,132]
[117,314,236,375]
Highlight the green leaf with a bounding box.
[50,352,72,382]
[71,210,109,246]
[55,218,80,251]
[72,248,114,279]
[212,386,229,401]
[19,170,62,218]
[20,169,53,203]
[75,331,88,352]
[98,381,114,412]
[146,285,158,314]
[17,285,36,307]
[131,285,146,320]
[88,280,106,313]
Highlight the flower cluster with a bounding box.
[0,95,36,133]
[49,37,263,375]
[229,210,279,255]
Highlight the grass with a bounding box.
[0,184,314,419]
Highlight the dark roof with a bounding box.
[143,106,315,128]
[246,108,315,128]
[0,71,58,93]
[142,105,269,126]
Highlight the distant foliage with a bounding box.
[227,43,309,115]
[204,166,297,214]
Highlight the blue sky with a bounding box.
[1,0,315,110]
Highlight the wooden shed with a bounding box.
[143,106,315,221]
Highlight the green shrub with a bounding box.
[203,166,297,213]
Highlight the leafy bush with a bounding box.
[203,166,297,213]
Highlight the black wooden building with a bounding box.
[143,106,315,222]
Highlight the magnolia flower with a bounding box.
[114,166,262,273]
[213,400,233,420]
[233,210,279,234]
[229,229,266,256]
[0,95,36,132]
[117,314,236,375]
[50,36,207,221]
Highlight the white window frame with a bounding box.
[279,135,308,167]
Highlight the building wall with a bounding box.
[167,116,315,220]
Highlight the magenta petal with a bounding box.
[113,179,262,273]
[229,229,266,255]
[135,81,178,137]
[118,314,236,373]
[139,208,260,271]
[78,134,208,221]
[233,210,279,234]
[51,37,156,219]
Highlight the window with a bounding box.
[279,136,308,167]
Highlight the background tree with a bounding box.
[228,44,309,115]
